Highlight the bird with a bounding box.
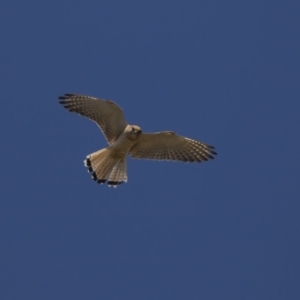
[59,94,217,187]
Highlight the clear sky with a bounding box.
[1,1,300,299]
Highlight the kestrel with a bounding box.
[59,94,217,187]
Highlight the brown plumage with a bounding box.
[59,93,217,187]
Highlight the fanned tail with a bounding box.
[84,149,127,188]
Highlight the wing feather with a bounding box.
[59,94,127,144]
[130,132,217,162]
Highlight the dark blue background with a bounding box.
[1,1,299,299]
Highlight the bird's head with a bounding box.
[126,125,142,140]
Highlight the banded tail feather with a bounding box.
[84,149,127,188]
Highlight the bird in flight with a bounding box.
[59,94,217,187]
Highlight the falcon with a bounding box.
[59,94,217,187]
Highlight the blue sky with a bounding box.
[1,1,300,299]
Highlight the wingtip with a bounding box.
[58,93,75,100]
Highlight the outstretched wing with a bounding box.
[59,94,128,144]
[129,132,217,162]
